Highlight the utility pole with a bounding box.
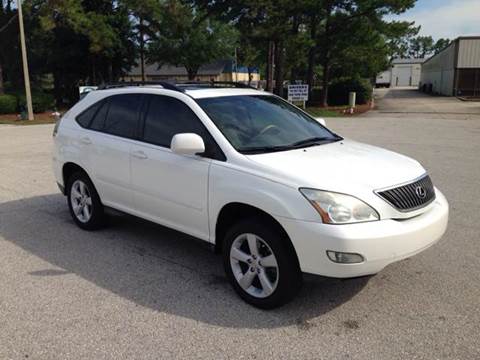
[17,0,33,120]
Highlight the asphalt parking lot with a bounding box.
[1,88,479,359]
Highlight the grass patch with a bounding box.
[306,107,343,117]
[306,102,372,117]
[0,112,57,125]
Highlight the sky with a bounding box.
[388,0,480,40]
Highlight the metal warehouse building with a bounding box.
[421,36,480,97]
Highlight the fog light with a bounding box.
[327,251,364,264]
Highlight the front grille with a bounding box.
[376,175,435,212]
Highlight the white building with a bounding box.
[421,36,480,97]
[375,58,424,88]
[390,58,424,87]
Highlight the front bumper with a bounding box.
[280,189,449,278]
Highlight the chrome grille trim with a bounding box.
[375,174,436,212]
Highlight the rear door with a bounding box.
[79,93,143,212]
[130,94,218,240]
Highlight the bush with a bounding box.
[328,77,373,106]
[17,92,55,113]
[0,94,18,114]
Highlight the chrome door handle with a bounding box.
[80,136,92,145]
[132,150,148,160]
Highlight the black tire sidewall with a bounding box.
[66,171,105,231]
[223,218,302,309]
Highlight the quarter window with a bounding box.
[76,101,101,128]
[89,100,109,131]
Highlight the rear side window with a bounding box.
[143,95,206,147]
[104,94,143,138]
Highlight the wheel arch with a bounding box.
[62,162,91,193]
[214,202,300,268]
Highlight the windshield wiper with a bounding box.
[290,136,341,148]
[239,145,293,154]
[239,136,342,154]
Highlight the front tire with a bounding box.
[66,171,105,230]
[223,218,302,309]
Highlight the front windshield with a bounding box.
[197,95,341,154]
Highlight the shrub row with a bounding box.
[308,77,373,106]
[0,94,17,114]
[0,92,55,114]
[327,77,373,106]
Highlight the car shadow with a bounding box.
[0,194,369,329]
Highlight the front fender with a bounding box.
[208,163,319,243]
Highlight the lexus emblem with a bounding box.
[415,185,427,199]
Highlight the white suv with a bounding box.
[53,82,449,308]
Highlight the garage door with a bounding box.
[395,66,412,87]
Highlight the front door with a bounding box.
[130,94,214,240]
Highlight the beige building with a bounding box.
[123,60,260,83]
[421,36,480,97]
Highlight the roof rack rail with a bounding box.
[176,81,256,90]
[97,81,185,93]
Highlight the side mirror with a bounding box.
[171,133,205,155]
[315,117,326,126]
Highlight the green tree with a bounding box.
[408,35,433,58]
[433,38,451,54]
[147,0,238,80]
[195,0,305,93]
[311,0,417,106]
[34,0,136,103]
[0,1,19,94]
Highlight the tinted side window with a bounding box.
[76,101,101,128]
[104,94,143,138]
[143,95,206,147]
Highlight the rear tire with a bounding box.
[66,171,106,230]
[223,218,302,309]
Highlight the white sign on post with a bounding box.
[287,84,309,108]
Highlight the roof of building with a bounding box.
[128,59,259,77]
[422,35,480,66]
[392,58,426,65]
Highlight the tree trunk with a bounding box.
[306,15,317,94]
[320,60,330,107]
[53,70,62,105]
[320,3,333,107]
[0,62,4,94]
[274,40,285,96]
[289,16,300,82]
[266,40,275,92]
[91,56,97,85]
[139,17,145,82]
[187,67,198,80]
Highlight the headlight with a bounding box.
[299,188,379,224]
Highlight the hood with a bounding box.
[246,139,426,194]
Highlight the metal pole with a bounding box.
[17,0,34,120]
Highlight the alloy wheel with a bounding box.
[70,179,93,223]
[229,233,279,298]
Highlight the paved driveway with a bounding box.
[0,90,479,359]
[370,87,480,120]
